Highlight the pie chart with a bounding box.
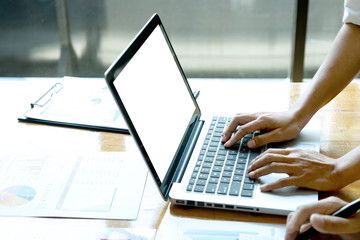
[0,185,36,207]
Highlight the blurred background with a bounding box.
[0,0,344,79]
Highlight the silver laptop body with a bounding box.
[105,14,319,216]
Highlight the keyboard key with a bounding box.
[234,169,244,175]
[208,147,218,152]
[206,152,216,157]
[204,157,214,163]
[187,184,194,191]
[217,183,230,195]
[210,171,220,178]
[244,177,255,184]
[229,181,241,196]
[203,162,212,168]
[222,171,232,177]
[236,163,246,170]
[241,190,253,197]
[213,132,222,137]
[214,127,224,133]
[233,175,242,181]
[212,137,221,142]
[238,153,248,159]
[224,165,233,171]
[217,150,227,156]
[214,160,224,166]
[208,177,219,184]
[243,183,254,190]
[212,166,222,172]
[218,117,227,123]
[194,185,205,193]
[205,183,217,194]
[198,173,209,180]
[196,179,207,186]
[225,160,235,166]
[189,178,196,184]
[220,177,230,183]
[200,168,210,174]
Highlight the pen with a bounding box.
[295,198,360,240]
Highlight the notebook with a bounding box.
[104,13,319,216]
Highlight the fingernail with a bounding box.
[248,171,254,178]
[247,139,256,148]
[260,185,269,192]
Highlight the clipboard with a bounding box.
[18,77,200,134]
[18,77,130,134]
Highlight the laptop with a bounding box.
[105,13,319,216]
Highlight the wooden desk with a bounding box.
[0,78,359,238]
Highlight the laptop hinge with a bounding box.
[173,118,204,183]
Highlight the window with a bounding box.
[0,0,345,79]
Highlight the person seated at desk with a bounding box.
[222,0,360,239]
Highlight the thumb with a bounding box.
[310,213,354,234]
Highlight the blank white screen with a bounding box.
[114,26,196,182]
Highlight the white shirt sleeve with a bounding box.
[344,0,360,25]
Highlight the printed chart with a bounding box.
[0,185,36,207]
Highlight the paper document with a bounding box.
[20,77,128,133]
[0,150,147,219]
[156,215,285,240]
[0,217,156,240]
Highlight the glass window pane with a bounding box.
[0,0,59,77]
[68,0,295,78]
[304,0,344,78]
[1,0,295,78]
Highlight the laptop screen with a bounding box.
[112,24,197,183]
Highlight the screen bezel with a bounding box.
[104,14,201,200]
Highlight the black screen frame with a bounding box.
[104,14,201,200]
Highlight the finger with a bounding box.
[260,176,299,191]
[311,214,360,234]
[251,129,290,148]
[299,222,313,234]
[223,126,250,147]
[248,162,297,179]
[286,206,313,240]
[248,150,293,171]
[286,197,347,239]
[229,119,272,148]
[222,114,256,144]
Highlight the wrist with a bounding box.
[288,103,314,130]
[332,160,349,190]
[334,147,360,188]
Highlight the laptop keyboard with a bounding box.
[186,116,262,197]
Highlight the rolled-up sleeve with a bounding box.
[344,0,360,25]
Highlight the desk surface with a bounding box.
[1,78,360,238]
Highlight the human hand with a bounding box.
[286,196,360,240]
[221,111,305,149]
[247,148,343,192]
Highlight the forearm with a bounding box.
[290,23,360,127]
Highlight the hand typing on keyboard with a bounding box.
[221,111,305,149]
[247,148,343,192]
